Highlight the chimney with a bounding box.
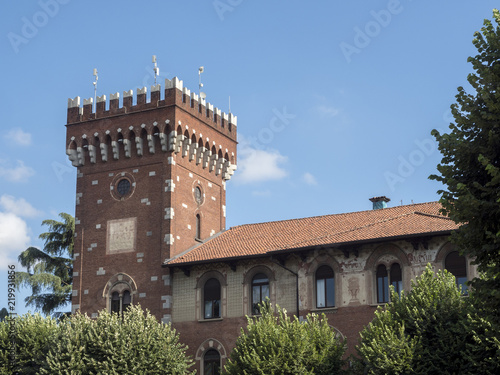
[369,196,390,210]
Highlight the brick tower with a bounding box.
[66,77,237,321]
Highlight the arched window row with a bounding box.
[194,251,470,317]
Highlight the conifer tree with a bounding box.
[430,9,500,324]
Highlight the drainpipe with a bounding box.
[270,257,300,318]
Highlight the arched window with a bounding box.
[376,265,389,303]
[377,263,403,303]
[445,251,467,293]
[252,273,269,315]
[122,290,131,311]
[203,349,221,375]
[390,263,402,296]
[196,214,201,239]
[204,278,221,319]
[110,290,131,314]
[316,265,335,308]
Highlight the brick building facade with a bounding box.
[66,76,474,374]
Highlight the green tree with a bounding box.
[225,302,346,375]
[0,306,192,374]
[0,313,59,375]
[40,304,193,374]
[17,212,74,315]
[354,265,499,375]
[430,9,500,324]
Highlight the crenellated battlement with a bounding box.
[65,76,238,181]
[67,77,237,136]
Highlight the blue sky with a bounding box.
[0,1,497,315]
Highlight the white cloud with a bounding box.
[0,212,30,270]
[235,146,288,184]
[317,105,340,117]
[0,195,42,218]
[0,159,35,182]
[5,128,32,146]
[302,172,317,186]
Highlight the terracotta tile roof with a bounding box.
[165,202,457,266]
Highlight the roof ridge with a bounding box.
[413,211,452,220]
[280,212,417,250]
[229,201,441,229]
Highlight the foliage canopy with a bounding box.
[17,212,74,315]
[355,264,500,375]
[430,9,500,324]
[225,301,346,375]
[0,305,193,374]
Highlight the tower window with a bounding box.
[251,273,269,315]
[194,186,203,204]
[316,265,335,308]
[204,278,221,319]
[445,251,468,294]
[196,214,201,239]
[110,290,132,314]
[116,178,131,196]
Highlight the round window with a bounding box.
[117,179,131,196]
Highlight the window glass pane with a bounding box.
[390,264,402,296]
[213,299,220,318]
[204,300,213,319]
[445,251,467,277]
[316,265,334,279]
[383,276,389,302]
[111,292,120,313]
[377,277,384,303]
[326,277,335,307]
[445,251,468,293]
[204,278,221,300]
[122,290,131,311]
[252,285,261,315]
[252,273,269,314]
[252,273,269,284]
[390,263,402,282]
[376,265,388,303]
[122,290,131,304]
[377,276,389,303]
[316,278,325,308]
[391,280,403,296]
[261,284,269,300]
[457,276,468,295]
[196,214,201,238]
